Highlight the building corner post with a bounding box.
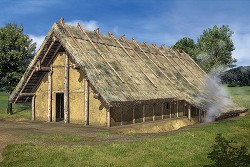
[84,79,89,126]
[188,104,191,120]
[64,53,69,124]
[106,107,111,127]
[32,95,36,120]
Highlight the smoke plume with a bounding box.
[196,66,235,122]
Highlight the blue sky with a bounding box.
[1,0,250,66]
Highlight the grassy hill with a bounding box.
[221,66,250,87]
[0,86,249,167]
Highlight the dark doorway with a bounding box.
[56,93,64,122]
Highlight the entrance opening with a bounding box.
[56,93,64,122]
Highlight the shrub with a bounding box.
[205,134,250,167]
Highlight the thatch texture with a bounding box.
[9,21,246,114]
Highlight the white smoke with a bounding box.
[196,66,235,122]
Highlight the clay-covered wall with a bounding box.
[35,73,48,121]
[89,90,106,126]
[35,52,86,123]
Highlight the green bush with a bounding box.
[206,134,250,167]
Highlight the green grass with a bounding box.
[0,86,250,167]
[0,92,31,121]
[225,86,250,110]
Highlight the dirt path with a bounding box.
[0,120,172,161]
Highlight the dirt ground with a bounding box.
[0,118,195,161]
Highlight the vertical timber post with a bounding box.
[153,104,155,121]
[188,104,191,120]
[143,104,145,122]
[32,95,36,120]
[133,106,135,124]
[106,107,110,127]
[169,102,172,118]
[161,102,164,119]
[48,70,52,122]
[198,109,201,122]
[7,92,13,115]
[84,79,89,126]
[64,53,69,124]
[176,100,179,117]
[121,107,123,125]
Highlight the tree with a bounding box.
[205,134,250,167]
[196,25,237,72]
[172,37,197,61]
[0,24,36,114]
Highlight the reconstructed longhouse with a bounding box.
[9,18,246,127]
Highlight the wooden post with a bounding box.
[161,102,164,119]
[176,100,179,117]
[64,54,69,124]
[48,71,52,122]
[106,107,110,127]
[32,95,36,120]
[198,109,201,122]
[133,106,135,124]
[153,104,155,121]
[143,104,145,122]
[188,104,191,120]
[121,107,123,125]
[84,79,89,126]
[169,102,172,118]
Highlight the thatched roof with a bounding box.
[9,19,246,113]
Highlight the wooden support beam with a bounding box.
[32,95,36,120]
[169,48,205,85]
[123,37,159,78]
[143,42,178,81]
[153,104,155,121]
[133,106,135,124]
[106,107,111,127]
[59,21,98,72]
[84,79,89,126]
[176,100,179,117]
[169,102,172,118]
[198,109,201,123]
[78,24,125,83]
[188,104,191,120]
[71,64,80,69]
[161,102,164,119]
[121,108,123,126]
[64,53,69,124]
[35,66,51,72]
[48,71,52,122]
[151,44,194,87]
[19,93,35,97]
[109,32,157,88]
[40,39,55,63]
[143,104,146,122]
[94,30,132,80]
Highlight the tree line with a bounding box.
[221,66,250,87]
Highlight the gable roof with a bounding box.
[9,19,245,113]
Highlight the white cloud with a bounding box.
[231,28,250,66]
[65,20,99,31]
[29,34,45,51]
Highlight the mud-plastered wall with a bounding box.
[35,73,48,121]
[89,90,106,126]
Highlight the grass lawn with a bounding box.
[0,92,31,121]
[0,86,250,167]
